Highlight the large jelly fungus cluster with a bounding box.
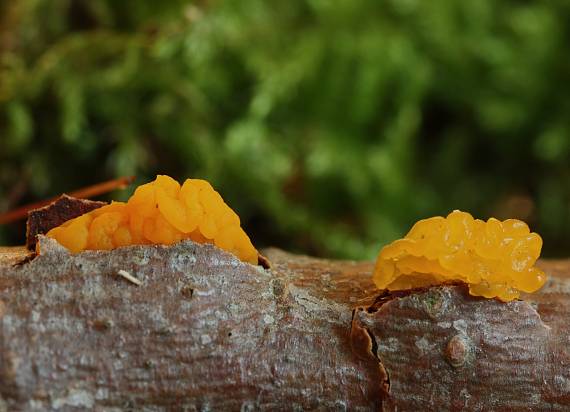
[46,176,258,264]
[373,210,546,301]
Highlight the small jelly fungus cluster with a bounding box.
[46,175,258,264]
[373,210,546,301]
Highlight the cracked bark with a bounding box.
[0,238,569,411]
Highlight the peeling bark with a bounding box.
[0,239,569,411]
[25,195,106,250]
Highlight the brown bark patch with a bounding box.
[25,195,106,250]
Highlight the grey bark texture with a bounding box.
[0,237,569,411]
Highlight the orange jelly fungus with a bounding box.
[373,210,546,301]
[46,175,258,264]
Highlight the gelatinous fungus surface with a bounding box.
[373,210,546,301]
[46,176,258,264]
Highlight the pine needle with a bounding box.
[117,269,142,286]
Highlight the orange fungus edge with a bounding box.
[372,210,546,302]
[46,176,259,265]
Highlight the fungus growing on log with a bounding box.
[373,210,546,301]
[45,175,258,264]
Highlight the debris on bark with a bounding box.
[25,195,106,250]
[0,238,569,411]
[0,176,133,226]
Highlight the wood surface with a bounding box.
[0,238,568,411]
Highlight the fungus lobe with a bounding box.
[46,175,258,264]
[373,210,546,301]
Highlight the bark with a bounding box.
[25,195,106,250]
[0,238,569,411]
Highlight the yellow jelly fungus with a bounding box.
[373,210,546,302]
[46,175,258,264]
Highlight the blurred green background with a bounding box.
[1,0,569,259]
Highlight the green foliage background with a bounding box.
[1,0,569,258]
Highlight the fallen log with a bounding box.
[0,237,569,411]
